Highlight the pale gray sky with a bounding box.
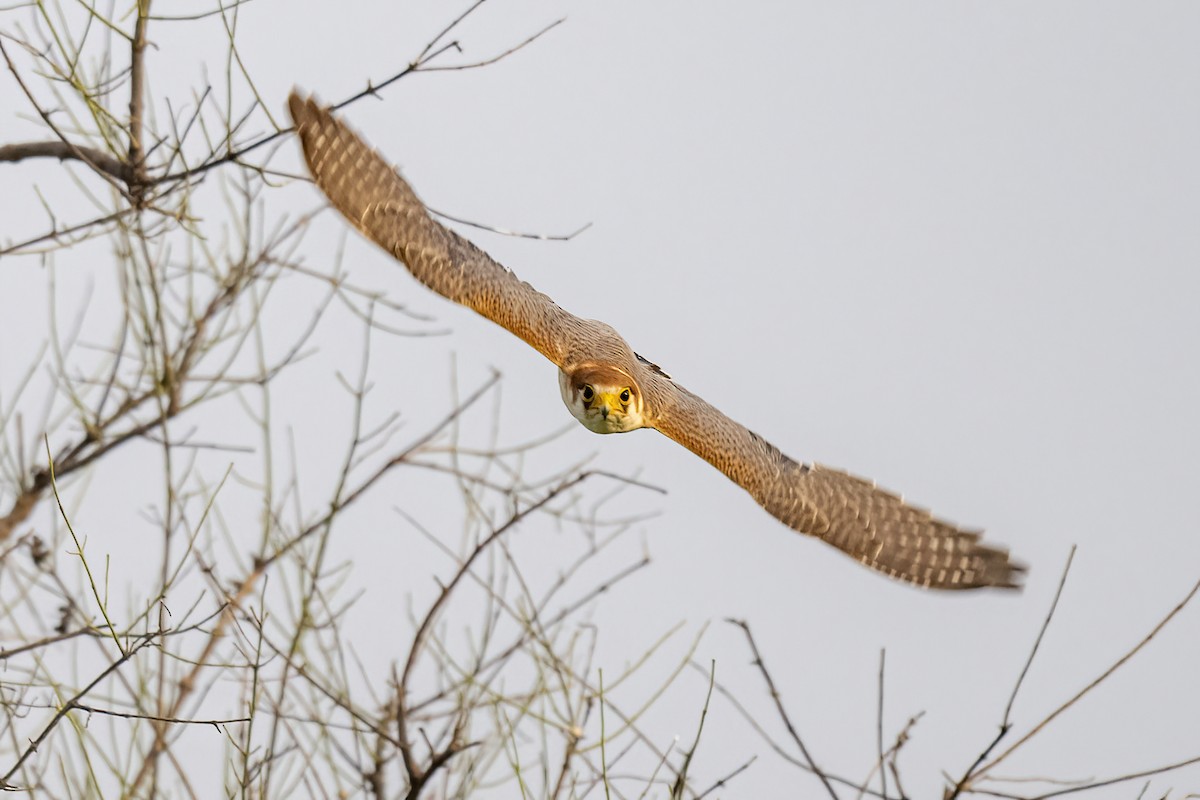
[3,1,1199,796]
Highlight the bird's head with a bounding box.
[559,364,645,434]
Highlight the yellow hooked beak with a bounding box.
[591,391,624,419]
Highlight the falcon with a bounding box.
[287,91,1024,591]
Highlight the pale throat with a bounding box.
[557,369,646,434]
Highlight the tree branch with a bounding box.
[0,141,132,182]
[728,618,839,800]
[127,0,152,189]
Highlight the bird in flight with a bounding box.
[287,91,1024,591]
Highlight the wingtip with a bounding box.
[999,557,1030,591]
[973,543,1027,591]
[287,88,314,126]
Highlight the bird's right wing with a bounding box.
[288,92,582,368]
[644,373,1024,590]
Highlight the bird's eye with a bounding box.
[581,385,594,401]
[620,388,631,403]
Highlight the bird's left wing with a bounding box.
[288,92,582,368]
[643,372,1024,590]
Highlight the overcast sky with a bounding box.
[3,1,1199,796]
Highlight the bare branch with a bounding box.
[415,17,564,73]
[670,660,717,799]
[1004,546,1076,728]
[429,205,593,242]
[126,0,152,186]
[946,547,1077,800]
[0,140,131,182]
[728,618,839,800]
[969,752,1200,800]
[2,635,157,788]
[63,704,250,727]
[696,756,757,800]
[876,649,888,800]
[981,572,1200,777]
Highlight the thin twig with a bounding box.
[396,470,598,779]
[44,436,125,655]
[729,618,839,800]
[2,635,156,786]
[981,572,1200,776]
[877,649,888,800]
[429,205,592,242]
[670,660,716,799]
[599,668,612,800]
[68,704,250,727]
[696,756,757,799]
[1004,546,1076,727]
[0,205,138,257]
[970,751,1200,800]
[416,17,564,73]
[947,547,1077,799]
[0,38,134,199]
[150,10,564,187]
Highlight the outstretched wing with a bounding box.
[288,92,583,368]
[644,374,1023,590]
[289,91,1024,591]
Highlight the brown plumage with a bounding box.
[287,91,1025,591]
